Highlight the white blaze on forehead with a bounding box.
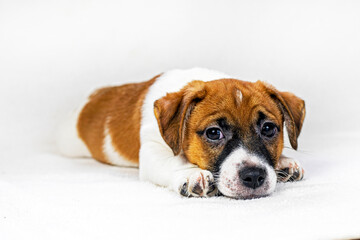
[236,89,243,104]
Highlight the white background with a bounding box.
[1,1,360,239]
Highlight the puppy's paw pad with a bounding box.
[276,157,304,182]
[179,170,217,197]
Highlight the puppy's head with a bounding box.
[154,79,305,199]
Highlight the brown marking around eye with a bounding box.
[182,78,286,171]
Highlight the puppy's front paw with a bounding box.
[276,156,304,182]
[177,170,217,197]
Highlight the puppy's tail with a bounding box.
[56,102,91,158]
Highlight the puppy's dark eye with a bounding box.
[205,128,224,140]
[261,122,277,138]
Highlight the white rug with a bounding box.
[1,133,359,240]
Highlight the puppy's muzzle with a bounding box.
[217,148,277,199]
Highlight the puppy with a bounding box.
[57,68,306,199]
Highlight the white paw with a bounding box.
[276,157,304,182]
[176,169,217,197]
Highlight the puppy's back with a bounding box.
[57,76,158,166]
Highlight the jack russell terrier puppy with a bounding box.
[57,68,306,199]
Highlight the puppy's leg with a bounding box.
[275,155,304,182]
[139,142,217,197]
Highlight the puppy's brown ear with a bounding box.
[154,80,206,155]
[259,82,306,150]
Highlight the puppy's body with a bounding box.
[58,68,305,199]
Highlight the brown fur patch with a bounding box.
[77,75,159,164]
[154,80,206,155]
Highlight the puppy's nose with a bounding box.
[239,167,266,189]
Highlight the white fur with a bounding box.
[277,155,304,181]
[217,148,277,199]
[236,89,243,104]
[179,169,216,197]
[56,100,91,158]
[139,68,230,194]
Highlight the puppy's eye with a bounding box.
[261,122,277,138]
[205,128,224,140]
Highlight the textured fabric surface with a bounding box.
[1,133,359,240]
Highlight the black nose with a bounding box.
[239,167,266,189]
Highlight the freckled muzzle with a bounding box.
[216,148,277,199]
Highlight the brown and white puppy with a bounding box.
[57,68,306,199]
